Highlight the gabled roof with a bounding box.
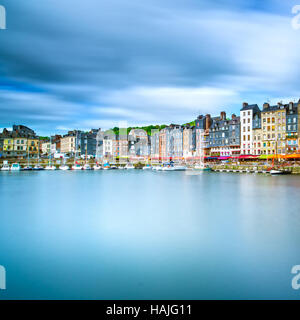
[240,104,260,114]
[261,104,283,113]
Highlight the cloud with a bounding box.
[0,0,299,134]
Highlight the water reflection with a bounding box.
[0,171,300,299]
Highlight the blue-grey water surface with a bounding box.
[1,170,300,299]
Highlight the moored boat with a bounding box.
[1,163,10,171]
[173,165,187,171]
[161,165,175,171]
[72,164,83,170]
[45,165,56,170]
[33,165,44,171]
[83,164,92,170]
[23,166,33,171]
[194,164,211,171]
[124,163,135,169]
[59,164,70,171]
[11,163,21,171]
[103,163,111,170]
[270,169,292,175]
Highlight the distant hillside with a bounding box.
[111,121,195,136]
[112,125,167,136]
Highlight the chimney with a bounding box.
[205,114,211,130]
[263,103,269,110]
[220,111,226,120]
[242,102,248,108]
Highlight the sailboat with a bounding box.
[93,162,102,170]
[124,162,135,169]
[11,163,21,171]
[1,161,10,171]
[59,163,70,170]
[83,146,92,170]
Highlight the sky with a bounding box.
[1,0,300,135]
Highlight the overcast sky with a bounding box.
[1,0,300,135]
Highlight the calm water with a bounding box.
[0,170,300,300]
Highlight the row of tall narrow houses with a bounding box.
[240,101,300,156]
[1,100,300,160]
[0,125,39,158]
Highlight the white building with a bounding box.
[240,103,261,155]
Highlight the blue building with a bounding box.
[286,102,298,153]
[208,112,241,157]
[76,129,99,157]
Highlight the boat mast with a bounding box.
[48,136,52,167]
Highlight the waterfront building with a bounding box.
[27,138,39,158]
[117,129,129,162]
[170,124,183,159]
[60,132,76,155]
[128,129,149,159]
[159,127,168,160]
[150,130,160,160]
[286,102,298,154]
[195,114,212,157]
[261,103,286,155]
[0,125,37,158]
[298,101,300,152]
[158,125,183,160]
[41,141,51,155]
[76,129,99,158]
[252,108,262,156]
[208,112,241,157]
[50,135,62,155]
[13,137,28,157]
[240,103,261,155]
[96,130,116,161]
[3,138,14,157]
[183,125,195,158]
[12,125,36,137]
[253,127,262,156]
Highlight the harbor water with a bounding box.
[0,170,300,299]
